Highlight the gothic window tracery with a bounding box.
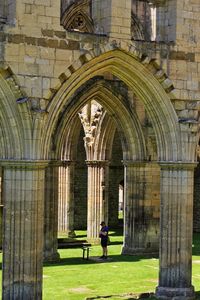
[68,12,89,32]
[61,0,94,33]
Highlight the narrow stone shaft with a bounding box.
[2,161,47,300]
[43,162,60,262]
[156,162,196,300]
[58,161,75,237]
[87,161,109,243]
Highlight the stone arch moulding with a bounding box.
[0,68,32,159]
[42,47,187,163]
[48,79,147,162]
[60,114,82,161]
[131,13,145,40]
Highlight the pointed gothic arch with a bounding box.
[42,48,183,163]
[50,78,146,162]
[0,68,32,159]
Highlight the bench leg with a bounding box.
[87,248,89,260]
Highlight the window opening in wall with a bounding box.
[150,5,156,41]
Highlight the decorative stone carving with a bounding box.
[78,101,103,148]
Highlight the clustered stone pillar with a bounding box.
[156,162,196,300]
[122,161,160,255]
[58,160,75,237]
[2,160,47,300]
[43,161,60,262]
[86,160,109,243]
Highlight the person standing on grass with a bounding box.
[99,221,109,259]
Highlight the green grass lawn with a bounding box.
[0,231,200,299]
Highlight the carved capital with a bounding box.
[78,102,103,148]
[86,160,110,167]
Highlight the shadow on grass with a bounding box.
[196,291,200,299]
[85,292,157,299]
[109,241,123,245]
[192,233,200,256]
[43,254,158,267]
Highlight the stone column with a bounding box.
[156,162,196,300]
[43,161,60,262]
[86,160,109,244]
[1,160,47,300]
[122,161,160,255]
[58,161,75,237]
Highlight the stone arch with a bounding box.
[93,112,117,161]
[42,48,183,163]
[0,68,32,159]
[60,115,82,161]
[50,79,147,161]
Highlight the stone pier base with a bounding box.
[121,246,158,257]
[156,286,195,300]
[43,252,60,263]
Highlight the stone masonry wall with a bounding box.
[92,0,131,38]
[0,0,199,112]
